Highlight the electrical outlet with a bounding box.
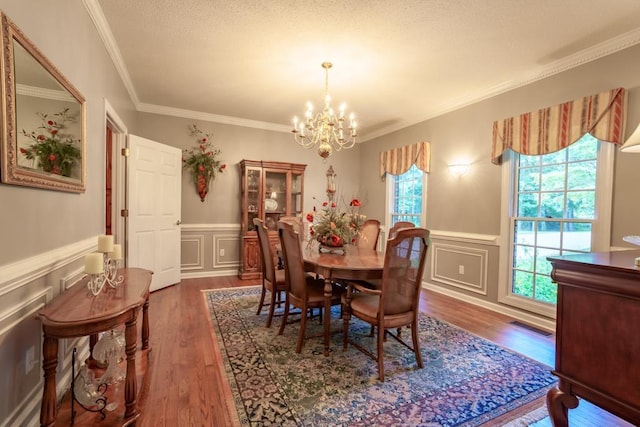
[458,265,465,275]
[220,248,225,257]
[25,346,36,374]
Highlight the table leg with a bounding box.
[40,336,58,427]
[546,384,579,427]
[142,297,150,350]
[343,285,353,350]
[323,277,331,357]
[124,317,139,420]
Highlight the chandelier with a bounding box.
[291,62,357,159]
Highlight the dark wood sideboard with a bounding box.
[37,268,153,427]
[547,250,640,426]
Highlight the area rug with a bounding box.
[203,286,556,426]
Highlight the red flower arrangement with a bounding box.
[306,196,366,247]
[182,124,226,202]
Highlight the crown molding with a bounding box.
[84,0,640,140]
[82,0,140,106]
[136,103,291,133]
[16,84,76,102]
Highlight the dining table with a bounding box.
[302,242,385,356]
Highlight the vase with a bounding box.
[319,243,346,255]
[196,173,209,202]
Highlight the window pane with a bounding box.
[568,135,598,161]
[519,154,540,167]
[513,270,534,297]
[513,245,534,271]
[540,164,565,191]
[517,193,539,217]
[540,149,566,166]
[514,220,535,244]
[567,161,596,190]
[518,167,540,191]
[567,191,595,219]
[540,192,564,218]
[535,275,557,304]
[537,221,561,247]
[535,247,559,275]
[563,222,592,251]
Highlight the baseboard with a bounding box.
[181,269,240,279]
[422,281,556,333]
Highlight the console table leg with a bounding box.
[124,318,139,420]
[40,336,58,427]
[142,297,150,350]
[547,386,579,427]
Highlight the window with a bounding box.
[499,134,614,317]
[387,164,426,228]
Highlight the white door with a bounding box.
[127,134,182,291]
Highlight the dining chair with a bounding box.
[277,220,344,353]
[357,219,381,250]
[387,221,415,240]
[342,227,431,381]
[253,218,287,328]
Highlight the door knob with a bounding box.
[176,220,182,225]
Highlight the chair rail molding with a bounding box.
[428,229,499,245]
[0,236,96,293]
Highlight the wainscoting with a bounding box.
[180,224,241,278]
[0,237,93,427]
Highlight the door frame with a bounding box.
[105,99,128,262]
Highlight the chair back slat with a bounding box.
[381,228,430,316]
[254,218,276,283]
[278,221,306,299]
[388,221,415,240]
[357,219,381,250]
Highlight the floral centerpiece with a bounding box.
[306,197,366,250]
[20,108,81,177]
[182,124,226,202]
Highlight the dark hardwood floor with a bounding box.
[64,276,633,426]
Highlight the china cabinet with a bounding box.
[239,160,306,279]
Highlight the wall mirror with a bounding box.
[0,12,86,193]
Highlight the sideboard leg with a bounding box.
[40,336,58,427]
[124,318,139,420]
[547,385,579,427]
[142,297,150,350]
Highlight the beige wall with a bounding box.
[360,43,640,322]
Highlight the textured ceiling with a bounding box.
[91,0,640,140]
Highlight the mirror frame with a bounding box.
[0,12,86,193]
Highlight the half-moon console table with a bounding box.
[547,250,640,426]
[37,267,153,427]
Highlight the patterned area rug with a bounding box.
[203,286,556,426]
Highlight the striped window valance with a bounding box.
[379,141,431,179]
[491,87,627,164]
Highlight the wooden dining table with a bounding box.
[302,242,385,356]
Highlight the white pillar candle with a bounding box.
[84,253,104,274]
[97,235,114,253]
[110,244,122,260]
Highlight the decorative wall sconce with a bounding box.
[449,163,470,176]
[620,122,640,152]
[84,235,124,296]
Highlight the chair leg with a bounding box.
[278,294,290,336]
[377,325,385,382]
[411,320,423,368]
[296,306,308,353]
[266,288,277,328]
[256,282,267,315]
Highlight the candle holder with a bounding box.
[85,238,124,297]
[103,254,124,288]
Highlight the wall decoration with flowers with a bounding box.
[182,124,226,202]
